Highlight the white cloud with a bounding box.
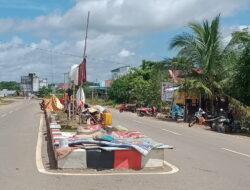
[118,49,135,57]
[0,0,249,36]
[0,0,250,82]
[221,25,250,46]
[0,35,138,82]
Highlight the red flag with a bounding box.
[78,57,87,86]
[82,57,87,83]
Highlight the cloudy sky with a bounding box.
[0,0,250,83]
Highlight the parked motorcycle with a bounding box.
[188,108,214,127]
[119,104,137,113]
[137,106,157,117]
[210,108,235,133]
[211,115,232,133]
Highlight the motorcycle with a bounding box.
[119,104,137,113]
[210,108,238,133]
[188,108,214,127]
[211,115,233,133]
[136,106,157,117]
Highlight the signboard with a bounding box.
[161,82,178,102]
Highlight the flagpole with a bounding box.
[79,11,90,124]
[83,11,90,59]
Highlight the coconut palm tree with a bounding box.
[169,15,225,112]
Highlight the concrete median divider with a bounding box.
[44,109,173,170]
[57,149,87,169]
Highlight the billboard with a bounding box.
[161,82,178,102]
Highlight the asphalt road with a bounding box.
[0,99,249,190]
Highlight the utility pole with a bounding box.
[50,49,55,93]
[63,72,68,102]
[63,73,68,91]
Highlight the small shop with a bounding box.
[161,82,199,121]
[173,91,199,121]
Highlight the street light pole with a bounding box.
[63,72,68,91]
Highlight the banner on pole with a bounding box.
[161,82,178,102]
[78,57,87,86]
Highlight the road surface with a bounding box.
[0,99,249,190]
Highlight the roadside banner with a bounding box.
[161,82,179,102]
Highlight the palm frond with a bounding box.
[169,33,195,50]
[179,79,213,97]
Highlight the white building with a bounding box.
[111,66,130,80]
[39,79,48,89]
[33,75,39,92]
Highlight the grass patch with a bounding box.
[61,124,78,132]
[86,98,118,108]
[51,110,79,132]
[0,98,14,105]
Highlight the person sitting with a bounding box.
[151,106,157,116]
[66,88,73,102]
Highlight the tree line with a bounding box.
[0,81,20,91]
[108,15,250,110]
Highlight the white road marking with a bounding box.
[161,129,182,136]
[36,115,179,176]
[36,115,45,173]
[222,148,250,158]
[1,114,7,117]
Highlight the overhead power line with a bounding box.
[0,39,82,58]
[0,38,133,64]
